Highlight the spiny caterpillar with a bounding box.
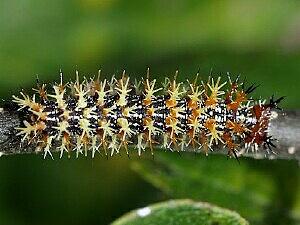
[12,70,283,159]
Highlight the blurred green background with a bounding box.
[0,0,300,225]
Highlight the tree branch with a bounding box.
[0,107,299,161]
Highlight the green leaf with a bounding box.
[131,152,289,223]
[111,199,249,225]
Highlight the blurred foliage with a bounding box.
[131,152,300,225]
[0,153,162,225]
[111,199,249,225]
[0,0,300,225]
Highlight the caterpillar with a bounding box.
[11,70,283,159]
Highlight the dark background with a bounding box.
[0,1,299,225]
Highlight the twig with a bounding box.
[0,107,299,161]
